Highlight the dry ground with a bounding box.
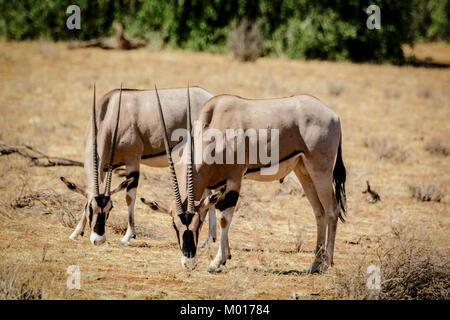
[0,41,449,299]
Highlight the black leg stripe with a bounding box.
[216,191,239,211]
[126,171,139,191]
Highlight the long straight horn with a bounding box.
[186,84,195,213]
[104,84,122,196]
[155,85,184,215]
[92,83,99,196]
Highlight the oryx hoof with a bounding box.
[132,234,136,239]
[227,254,232,260]
[119,239,131,246]
[69,233,79,241]
[207,266,222,273]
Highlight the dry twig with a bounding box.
[0,142,83,167]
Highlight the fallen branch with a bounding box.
[0,142,83,167]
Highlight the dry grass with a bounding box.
[327,82,346,96]
[1,265,43,300]
[409,181,445,202]
[330,222,449,300]
[11,189,83,228]
[0,41,449,299]
[363,136,409,163]
[425,138,449,156]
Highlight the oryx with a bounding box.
[142,89,346,273]
[60,85,216,246]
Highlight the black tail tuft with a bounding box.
[333,141,347,223]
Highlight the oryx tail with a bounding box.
[333,133,346,222]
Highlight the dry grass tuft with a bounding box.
[106,216,163,240]
[424,138,449,156]
[0,265,43,300]
[408,182,445,202]
[363,137,409,163]
[11,190,82,227]
[331,223,449,300]
[228,20,264,62]
[328,82,346,96]
[417,88,432,99]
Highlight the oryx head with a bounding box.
[141,85,221,270]
[61,84,133,245]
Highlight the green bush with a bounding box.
[0,0,448,64]
[410,0,450,43]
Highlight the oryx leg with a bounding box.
[207,181,241,273]
[225,235,231,260]
[294,159,327,273]
[120,160,140,246]
[201,189,217,248]
[69,209,87,241]
[309,168,339,268]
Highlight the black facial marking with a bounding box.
[93,213,106,236]
[172,221,181,248]
[216,191,240,211]
[178,212,195,226]
[95,195,110,209]
[126,171,139,191]
[182,230,196,258]
[88,204,93,227]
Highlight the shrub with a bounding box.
[425,138,449,156]
[331,223,449,300]
[228,20,264,62]
[409,182,444,202]
[363,137,409,163]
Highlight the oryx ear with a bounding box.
[60,177,88,198]
[110,177,134,195]
[140,198,171,215]
[197,188,224,221]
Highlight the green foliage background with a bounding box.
[0,0,448,64]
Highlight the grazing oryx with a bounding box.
[60,85,216,246]
[142,89,346,273]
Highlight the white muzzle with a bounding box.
[90,232,106,245]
